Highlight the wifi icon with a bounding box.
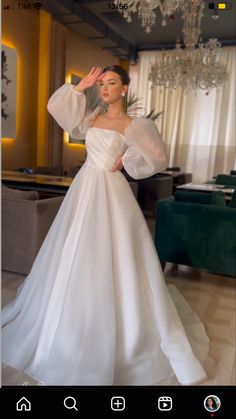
[33,2,43,10]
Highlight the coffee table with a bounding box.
[2,170,73,195]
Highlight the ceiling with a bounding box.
[43,0,236,61]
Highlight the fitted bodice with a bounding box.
[47,83,168,180]
[85,127,128,171]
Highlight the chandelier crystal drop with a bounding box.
[113,0,185,33]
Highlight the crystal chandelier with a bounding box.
[113,0,185,33]
[148,0,228,92]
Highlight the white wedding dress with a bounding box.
[2,84,209,386]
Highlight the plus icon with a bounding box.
[111,396,125,411]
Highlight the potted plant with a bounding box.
[126,91,164,121]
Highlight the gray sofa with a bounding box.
[2,185,64,275]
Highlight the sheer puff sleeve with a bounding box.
[122,117,168,180]
[47,83,102,139]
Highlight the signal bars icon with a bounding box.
[3,2,43,11]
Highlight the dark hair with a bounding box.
[102,65,130,85]
[206,398,217,408]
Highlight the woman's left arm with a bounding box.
[121,118,168,179]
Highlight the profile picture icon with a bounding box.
[204,395,221,412]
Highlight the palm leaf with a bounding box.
[126,91,164,120]
[145,110,164,120]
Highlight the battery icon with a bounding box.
[217,2,231,9]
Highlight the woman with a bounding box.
[2,65,209,385]
[205,397,219,412]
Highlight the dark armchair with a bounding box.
[155,190,236,277]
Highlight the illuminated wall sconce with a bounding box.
[2,44,17,138]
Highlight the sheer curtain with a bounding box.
[133,46,236,183]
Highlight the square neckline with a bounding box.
[89,127,125,137]
[90,118,135,138]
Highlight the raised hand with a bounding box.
[75,67,104,92]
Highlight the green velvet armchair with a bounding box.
[155,190,236,277]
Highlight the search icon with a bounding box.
[64,396,78,411]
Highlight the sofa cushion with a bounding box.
[174,190,226,206]
[215,174,236,186]
[2,184,39,200]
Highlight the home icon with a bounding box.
[16,397,31,411]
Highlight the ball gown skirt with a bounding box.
[2,128,208,385]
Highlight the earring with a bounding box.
[121,92,126,97]
[103,102,108,113]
